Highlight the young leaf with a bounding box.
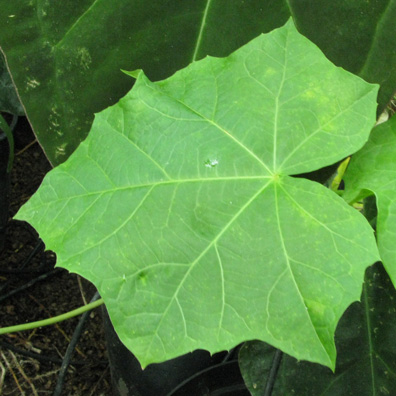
[344,115,396,287]
[15,20,379,369]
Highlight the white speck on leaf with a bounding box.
[55,143,68,160]
[26,78,40,89]
[77,47,92,70]
[204,159,219,168]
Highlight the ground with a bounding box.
[0,117,112,395]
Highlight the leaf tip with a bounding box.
[121,69,142,79]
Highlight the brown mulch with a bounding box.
[0,117,112,395]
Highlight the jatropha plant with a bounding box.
[2,17,396,395]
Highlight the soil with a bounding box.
[0,117,112,395]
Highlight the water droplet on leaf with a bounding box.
[204,159,219,168]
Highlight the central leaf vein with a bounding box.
[191,0,213,62]
[215,243,225,337]
[273,31,288,171]
[273,183,325,350]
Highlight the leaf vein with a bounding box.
[150,179,273,344]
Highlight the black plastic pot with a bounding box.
[102,307,249,396]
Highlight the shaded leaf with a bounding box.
[16,21,379,369]
[239,263,396,395]
[239,341,278,395]
[1,1,396,164]
[0,1,289,164]
[344,115,396,287]
[0,52,23,115]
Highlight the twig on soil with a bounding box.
[9,350,39,396]
[1,349,26,395]
[77,275,88,306]
[0,357,6,394]
[31,367,60,383]
[0,339,107,367]
[15,139,38,157]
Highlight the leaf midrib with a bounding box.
[26,175,272,208]
[191,0,213,62]
[273,24,288,171]
[53,0,100,49]
[363,282,376,394]
[273,182,329,361]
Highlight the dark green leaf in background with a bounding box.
[239,263,396,395]
[0,0,290,164]
[344,115,396,288]
[0,52,24,115]
[15,22,379,368]
[1,1,395,164]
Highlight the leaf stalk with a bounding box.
[0,298,104,335]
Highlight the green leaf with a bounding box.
[288,0,396,115]
[239,263,396,395]
[2,2,396,164]
[0,1,290,164]
[0,52,24,115]
[344,115,396,287]
[16,21,379,369]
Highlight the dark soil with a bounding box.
[0,117,112,395]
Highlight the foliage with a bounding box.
[0,53,24,116]
[239,263,396,395]
[15,21,380,370]
[1,1,396,164]
[344,115,396,287]
[2,2,396,394]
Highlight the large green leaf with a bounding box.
[239,263,396,395]
[1,1,396,164]
[15,21,379,369]
[344,115,396,287]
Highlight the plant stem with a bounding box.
[263,349,283,396]
[330,156,350,192]
[0,298,104,335]
[0,114,15,173]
